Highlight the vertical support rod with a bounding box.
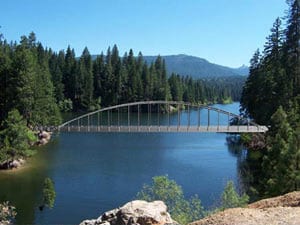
[97,112,100,132]
[128,105,130,131]
[207,108,210,131]
[68,123,70,132]
[118,108,120,130]
[138,104,140,131]
[157,104,160,127]
[149,104,151,131]
[227,114,230,131]
[108,110,110,132]
[100,112,102,130]
[88,115,90,132]
[188,104,190,130]
[79,118,81,132]
[217,110,220,131]
[108,110,110,126]
[247,118,249,131]
[238,117,240,132]
[148,104,150,126]
[198,106,201,130]
[178,104,181,130]
[167,103,170,130]
[78,118,80,132]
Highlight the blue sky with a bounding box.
[1,0,287,67]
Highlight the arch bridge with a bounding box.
[57,101,268,133]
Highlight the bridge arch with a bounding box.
[58,101,268,133]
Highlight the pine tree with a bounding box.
[0,109,37,167]
[126,49,138,102]
[262,107,293,196]
[136,52,144,101]
[240,49,265,122]
[31,43,62,126]
[284,0,300,96]
[49,50,65,103]
[111,45,122,104]
[63,46,77,101]
[0,42,12,122]
[10,44,36,123]
[93,53,105,99]
[142,63,152,100]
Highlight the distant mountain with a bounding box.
[143,54,248,78]
[232,64,249,76]
[90,54,249,78]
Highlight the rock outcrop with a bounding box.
[0,158,25,170]
[37,130,51,145]
[79,200,178,225]
[189,191,300,225]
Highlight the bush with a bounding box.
[220,181,249,209]
[0,202,16,225]
[137,175,206,225]
[42,178,56,209]
[58,98,73,112]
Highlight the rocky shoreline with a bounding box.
[36,130,52,146]
[79,200,179,225]
[0,130,52,170]
[79,192,300,225]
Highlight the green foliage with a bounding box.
[241,1,300,124]
[42,178,56,209]
[220,181,249,209]
[58,98,73,112]
[137,175,206,225]
[0,202,16,225]
[239,0,300,199]
[0,109,37,165]
[262,107,300,196]
[0,32,62,126]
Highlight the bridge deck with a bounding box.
[58,125,268,133]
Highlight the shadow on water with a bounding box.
[0,138,59,225]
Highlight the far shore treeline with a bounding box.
[0,32,244,127]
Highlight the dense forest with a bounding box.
[240,0,300,199]
[0,33,244,127]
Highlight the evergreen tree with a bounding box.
[93,53,105,99]
[262,107,293,196]
[141,63,152,100]
[0,109,36,167]
[0,42,12,122]
[135,52,144,101]
[10,44,36,123]
[63,46,77,101]
[49,50,65,103]
[220,181,249,209]
[284,0,300,96]
[31,43,62,126]
[126,49,138,102]
[240,49,264,121]
[78,47,94,110]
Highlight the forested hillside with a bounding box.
[143,54,248,78]
[240,0,300,199]
[0,34,245,127]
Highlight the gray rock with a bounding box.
[79,200,177,225]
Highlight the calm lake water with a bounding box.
[0,102,244,225]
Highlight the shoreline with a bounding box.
[0,130,52,172]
